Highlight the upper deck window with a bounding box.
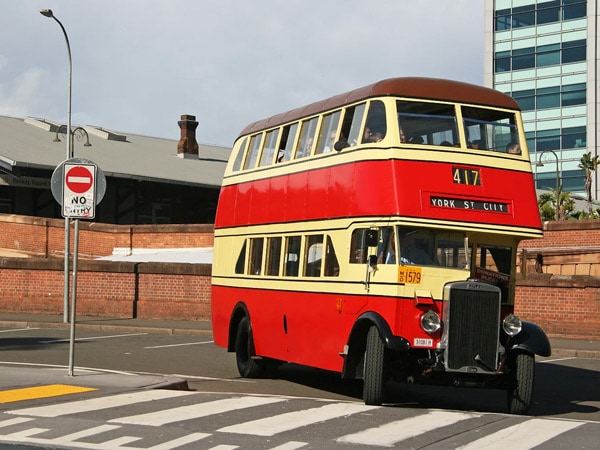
[259,129,280,166]
[362,100,387,143]
[462,106,520,154]
[277,123,299,163]
[295,117,319,159]
[315,110,341,154]
[397,100,458,146]
[244,134,263,170]
[232,138,248,172]
[340,103,366,148]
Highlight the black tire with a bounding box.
[235,316,265,378]
[363,325,386,405]
[506,351,535,415]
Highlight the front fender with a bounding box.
[507,321,551,357]
[341,311,410,379]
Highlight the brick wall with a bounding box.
[0,214,214,258]
[515,275,600,339]
[0,258,211,321]
[1,214,599,339]
[136,263,212,320]
[1,256,596,338]
[518,220,600,276]
[520,220,600,249]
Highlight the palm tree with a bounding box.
[578,152,599,211]
[538,188,574,221]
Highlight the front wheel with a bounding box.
[363,325,386,405]
[235,316,265,378]
[506,351,535,415]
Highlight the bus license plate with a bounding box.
[398,266,422,284]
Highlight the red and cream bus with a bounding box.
[211,77,550,414]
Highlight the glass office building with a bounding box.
[484,0,597,200]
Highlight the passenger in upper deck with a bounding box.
[506,142,521,155]
[370,131,384,143]
[362,127,386,143]
[324,131,337,152]
[408,135,424,144]
[399,127,407,143]
[470,140,485,150]
[297,138,313,158]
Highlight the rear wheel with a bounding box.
[235,316,265,378]
[363,325,386,405]
[506,351,535,415]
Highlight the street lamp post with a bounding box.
[54,125,92,148]
[536,149,561,220]
[40,9,73,323]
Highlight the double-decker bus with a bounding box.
[211,77,550,414]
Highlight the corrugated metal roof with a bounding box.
[0,115,231,188]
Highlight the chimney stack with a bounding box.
[177,114,199,159]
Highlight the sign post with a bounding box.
[51,158,106,376]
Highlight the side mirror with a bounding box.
[368,254,378,271]
[366,229,379,247]
[334,140,350,151]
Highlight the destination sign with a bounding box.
[430,196,509,213]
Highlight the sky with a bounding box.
[1,1,485,148]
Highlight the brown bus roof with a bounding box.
[239,77,520,137]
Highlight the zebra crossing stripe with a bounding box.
[53,424,121,443]
[1,427,49,440]
[131,432,210,450]
[0,427,210,450]
[337,410,481,446]
[456,418,584,450]
[7,389,193,417]
[110,396,287,426]
[269,442,308,450]
[2,392,592,450]
[0,417,34,428]
[218,402,379,436]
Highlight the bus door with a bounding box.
[347,226,406,312]
[471,242,515,304]
[367,226,423,299]
[348,227,380,294]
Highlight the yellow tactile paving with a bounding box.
[0,384,97,403]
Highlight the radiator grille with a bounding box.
[445,283,501,371]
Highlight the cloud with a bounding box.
[1,0,484,146]
[0,64,54,117]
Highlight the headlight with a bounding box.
[503,314,522,336]
[421,310,441,334]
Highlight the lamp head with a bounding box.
[40,9,54,18]
[536,161,544,167]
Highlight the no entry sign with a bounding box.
[63,163,97,218]
[51,158,106,220]
[65,165,94,194]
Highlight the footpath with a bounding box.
[0,313,210,401]
[0,312,599,401]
